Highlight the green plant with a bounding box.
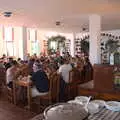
[114,52,120,65]
[80,40,89,54]
[47,35,66,54]
[105,39,120,53]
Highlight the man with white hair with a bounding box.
[31,61,49,97]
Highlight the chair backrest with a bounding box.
[84,64,93,82]
[69,68,82,83]
[49,72,60,100]
[0,68,6,86]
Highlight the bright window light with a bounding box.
[51,41,56,50]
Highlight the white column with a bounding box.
[89,14,101,65]
[0,26,4,56]
[22,27,27,60]
[27,28,31,55]
[70,33,75,57]
[14,27,21,58]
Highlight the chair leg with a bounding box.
[56,95,59,103]
[49,98,52,105]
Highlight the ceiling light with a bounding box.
[56,21,61,26]
[3,12,12,17]
[82,28,87,31]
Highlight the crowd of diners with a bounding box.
[0,52,93,102]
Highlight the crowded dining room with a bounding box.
[0,0,120,120]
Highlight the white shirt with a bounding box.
[6,67,14,84]
[6,66,18,84]
[58,64,72,83]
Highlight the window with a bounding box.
[29,29,39,55]
[4,27,12,41]
[6,42,14,56]
[4,26,14,56]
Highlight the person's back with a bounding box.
[58,59,72,83]
[31,62,49,97]
[32,70,49,92]
[6,60,18,88]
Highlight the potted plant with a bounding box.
[105,39,120,64]
[80,40,89,55]
[47,35,66,55]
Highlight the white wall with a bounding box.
[103,29,120,36]
[76,29,120,38]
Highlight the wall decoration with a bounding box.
[75,35,89,56]
[47,35,66,55]
[100,33,120,64]
[80,39,89,55]
[65,39,71,53]
[74,33,120,64]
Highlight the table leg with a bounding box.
[27,85,31,110]
[13,81,16,105]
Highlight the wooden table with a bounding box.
[13,80,32,110]
[30,107,120,120]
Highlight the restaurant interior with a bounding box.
[0,0,120,120]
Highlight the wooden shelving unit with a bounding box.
[78,64,120,101]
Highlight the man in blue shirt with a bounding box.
[31,61,49,97]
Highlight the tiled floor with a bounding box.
[0,101,36,120]
[0,91,36,120]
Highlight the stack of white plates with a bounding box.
[67,100,82,105]
[75,96,89,105]
[87,102,99,114]
[90,100,106,108]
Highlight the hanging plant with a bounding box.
[105,39,120,54]
[80,40,89,55]
[47,35,66,54]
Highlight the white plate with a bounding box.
[91,100,105,108]
[67,100,83,105]
[105,101,120,111]
[75,96,89,104]
[87,102,99,114]
[44,103,88,120]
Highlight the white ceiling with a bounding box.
[0,0,120,32]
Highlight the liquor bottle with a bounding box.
[114,67,120,89]
[110,53,114,65]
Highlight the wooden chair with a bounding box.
[0,67,15,103]
[66,68,82,100]
[49,72,60,102]
[84,64,93,83]
[6,77,17,104]
[0,68,6,94]
[32,72,60,111]
[6,80,17,104]
[7,87,14,103]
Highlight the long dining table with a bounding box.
[13,79,33,110]
[30,107,120,120]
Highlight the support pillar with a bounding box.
[89,14,101,64]
[22,27,27,60]
[70,33,76,57]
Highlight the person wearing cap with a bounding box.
[31,61,49,97]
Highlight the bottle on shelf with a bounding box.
[113,66,120,90]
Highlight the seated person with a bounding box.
[58,58,72,83]
[6,60,19,88]
[5,57,13,70]
[31,61,49,97]
[58,58,72,101]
